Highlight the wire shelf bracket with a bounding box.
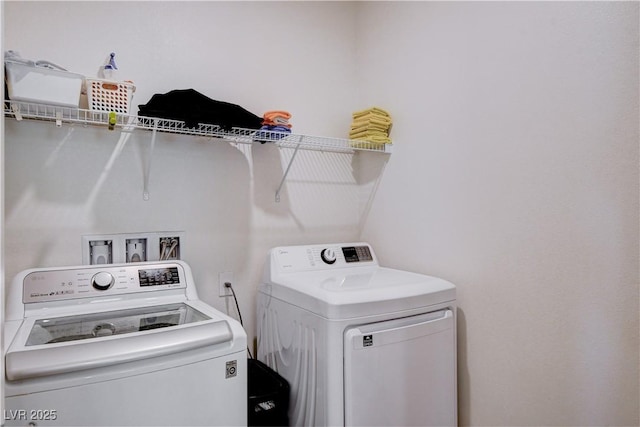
[275,135,305,203]
[143,118,159,201]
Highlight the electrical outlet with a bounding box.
[219,272,233,297]
[126,238,147,263]
[159,236,180,260]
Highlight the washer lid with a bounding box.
[24,303,209,346]
[260,266,456,319]
[5,301,235,381]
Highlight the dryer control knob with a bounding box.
[321,248,337,265]
[92,272,115,291]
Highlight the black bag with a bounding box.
[138,88,262,130]
[248,359,290,426]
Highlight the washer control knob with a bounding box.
[92,272,114,291]
[321,248,337,265]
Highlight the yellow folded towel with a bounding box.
[353,110,391,119]
[351,123,389,133]
[349,130,370,139]
[348,106,393,144]
[349,129,389,139]
[351,117,392,128]
[352,106,391,119]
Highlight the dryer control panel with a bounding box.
[22,263,187,304]
[340,246,373,263]
[272,243,378,273]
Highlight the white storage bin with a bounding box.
[5,60,84,108]
[86,78,135,114]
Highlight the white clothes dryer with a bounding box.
[257,243,457,427]
[4,261,247,426]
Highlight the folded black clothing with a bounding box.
[138,88,262,130]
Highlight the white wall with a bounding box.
[2,1,382,352]
[3,2,639,427]
[357,2,639,426]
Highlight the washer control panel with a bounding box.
[273,243,377,273]
[22,263,185,304]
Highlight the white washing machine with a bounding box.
[3,261,247,426]
[257,243,457,427]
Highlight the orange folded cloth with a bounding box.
[263,110,292,128]
[264,110,291,120]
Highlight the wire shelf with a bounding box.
[4,101,393,154]
[4,100,393,202]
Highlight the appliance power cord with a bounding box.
[225,281,253,359]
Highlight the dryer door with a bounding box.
[344,309,456,426]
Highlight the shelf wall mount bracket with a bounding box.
[143,118,159,201]
[11,103,23,121]
[275,135,304,203]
